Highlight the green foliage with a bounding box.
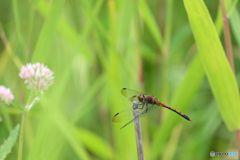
[73,127,113,159]
[0,0,240,159]
[0,124,19,160]
[151,54,205,159]
[32,0,65,63]
[139,0,163,51]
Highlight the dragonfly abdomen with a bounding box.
[157,101,192,121]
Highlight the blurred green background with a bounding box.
[0,0,240,159]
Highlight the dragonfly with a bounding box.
[112,88,192,129]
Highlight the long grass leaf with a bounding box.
[55,113,90,160]
[73,124,113,159]
[139,0,163,51]
[230,9,240,45]
[184,0,240,130]
[32,0,65,63]
[151,54,204,159]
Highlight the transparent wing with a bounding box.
[121,88,150,102]
[120,104,161,129]
[112,103,161,129]
[112,103,146,123]
[112,107,134,123]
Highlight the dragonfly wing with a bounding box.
[113,103,154,129]
[112,103,147,123]
[121,88,150,102]
[112,107,134,123]
[146,104,160,114]
[120,117,136,129]
[120,105,150,129]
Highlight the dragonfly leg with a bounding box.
[121,104,145,129]
[142,103,148,114]
[138,103,145,109]
[121,103,149,129]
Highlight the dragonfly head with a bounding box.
[138,94,145,102]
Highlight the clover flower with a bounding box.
[19,63,54,91]
[0,85,14,105]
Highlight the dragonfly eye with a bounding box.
[138,94,145,102]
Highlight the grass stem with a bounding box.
[220,0,235,73]
[18,110,27,160]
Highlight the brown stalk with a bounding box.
[220,0,235,73]
[220,0,239,154]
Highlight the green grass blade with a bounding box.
[73,125,113,159]
[224,0,238,17]
[0,124,20,160]
[139,0,163,51]
[78,0,109,43]
[12,0,21,40]
[1,105,13,132]
[32,0,65,63]
[0,51,9,78]
[36,0,98,62]
[71,74,106,123]
[55,113,91,160]
[230,9,240,45]
[184,0,240,130]
[151,54,204,159]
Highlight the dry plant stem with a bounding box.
[132,101,144,160]
[220,0,239,154]
[236,130,240,154]
[220,0,235,73]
